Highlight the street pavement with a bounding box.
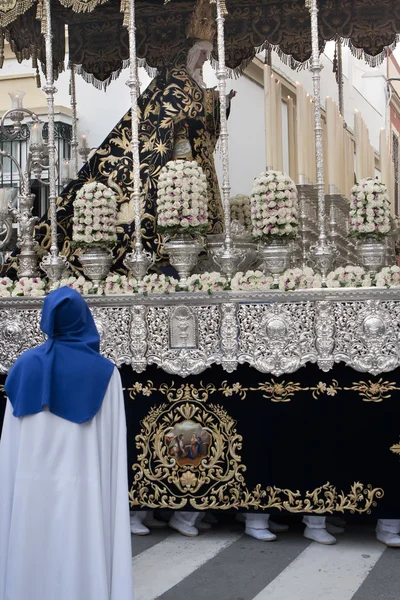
[131,518,400,600]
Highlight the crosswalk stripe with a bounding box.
[252,536,385,600]
[132,530,242,600]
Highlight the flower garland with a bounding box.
[250,170,298,240]
[278,267,321,291]
[72,181,118,246]
[7,266,400,296]
[0,277,13,297]
[349,178,391,237]
[375,265,400,287]
[325,266,372,288]
[53,273,179,295]
[230,194,251,232]
[12,277,46,297]
[230,270,273,291]
[186,272,228,294]
[156,160,208,235]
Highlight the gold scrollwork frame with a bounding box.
[129,381,384,513]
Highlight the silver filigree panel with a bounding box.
[91,306,132,367]
[237,302,317,376]
[334,300,400,374]
[0,309,44,373]
[146,305,221,376]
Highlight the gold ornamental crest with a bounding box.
[129,383,246,509]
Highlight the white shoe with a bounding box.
[376,531,400,547]
[130,515,150,536]
[245,526,277,541]
[304,526,336,545]
[169,515,199,537]
[143,511,166,529]
[326,523,345,535]
[269,520,289,533]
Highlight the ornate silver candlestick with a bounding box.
[122,0,153,279]
[306,0,334,281]
[39,0,68,283]
[211,0,244,277]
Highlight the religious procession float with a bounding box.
[1,0,400,518]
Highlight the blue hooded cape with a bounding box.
[5,287,115,423]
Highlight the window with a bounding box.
[0,120,72,218]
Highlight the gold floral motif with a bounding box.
[309,380,341,399]
[345,379,400,402]
[125,380,157,400]
[251,380,304,403]
[219,381,247,399]
[390,441,400,455]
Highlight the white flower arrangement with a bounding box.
[0,277,13,297]
[12,277,46,297]
[375,265,400,287]
[104,274,136,295]
[230,270,273,291]
[72,181,118,246]
[278,267,321,291]
[230,194,251,232]
[52,275,102,295]
[250,170,298,240]
[136,273,179,294]
[349,178,391,237]
[156,160,208,235]
[186,272,228,294]
[8,263,400,296]
[325,266,372,288]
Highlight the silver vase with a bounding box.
[79,245,113,285]
[163,233,203,289]
[357,236,386,274]
[258,237,291,284]
[207,232,257,274]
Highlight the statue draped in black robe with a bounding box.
[3,45,226,277]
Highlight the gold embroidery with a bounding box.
[126,377,399,404]
[309,379,341,399]
[129,382,384,513]
[344,379,399,403]
[390,441,400,455]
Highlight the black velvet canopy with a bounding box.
[1,0,399,88]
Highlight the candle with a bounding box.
[69,160,76,181]
[80,134,88,149]
[275,80,283,172]
[0,188,9,213]
[9,91,25,110]
[62,160,70,181]
[287,96,297,182]
[325,98,336,189]
[264,65,274,170]
[296,82,305,180]
[30,121,44,146]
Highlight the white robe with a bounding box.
[0,368,134,600]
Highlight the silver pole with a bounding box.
[123,0,152,278]
[70,64,79,179]
[336,37,345,125]
[306,0,333,280]
[211,0,243,277]
[40,0,68,281]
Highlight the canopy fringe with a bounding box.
[70,59,131,91]
[57,0,109,13]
